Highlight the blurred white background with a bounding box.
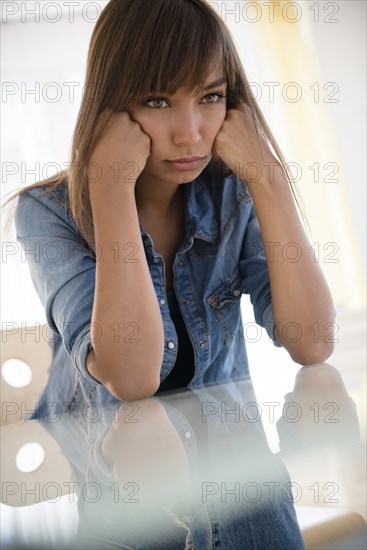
[1,0,366,377]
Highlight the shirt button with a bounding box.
[160,299,166,306]
[153,257,159,264]
[199,340,206,348]
[233,289,240,297]
[184,431,191,440]
[168,341,175,350]
[177,260,183,267]
[183,298,190,304]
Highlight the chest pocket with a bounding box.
[207,273,243,345]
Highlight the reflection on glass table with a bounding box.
[1,362,366,549]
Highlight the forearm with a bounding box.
[88,186,164,400]
[246,166,335,364]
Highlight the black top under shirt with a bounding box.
[155,289,195,393]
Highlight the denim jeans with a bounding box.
[73,483,305,549]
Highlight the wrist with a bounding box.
[245,162,288,189]
[234,156,285,187]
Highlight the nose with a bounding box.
[172,108,201,147]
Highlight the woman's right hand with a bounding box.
[88,110,151,194]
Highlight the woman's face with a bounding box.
[127,69,227,187]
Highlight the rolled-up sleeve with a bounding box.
[239,204,282,348]
[15,188,99,379]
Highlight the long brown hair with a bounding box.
[2,0,306,254]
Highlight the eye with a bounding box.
[202,92,226,104]
[144,97,169,108]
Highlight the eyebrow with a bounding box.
[202,77,227,91]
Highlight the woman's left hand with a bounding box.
[213,102,280,184]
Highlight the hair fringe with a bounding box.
[2,0,310,250]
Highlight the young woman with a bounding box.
[9,0,335,414]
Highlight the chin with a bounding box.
[174,166,207,183]
[177,173,200,183]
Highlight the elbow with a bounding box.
[289,342,335,366]
[86,349,161,402]
[274,323,336,365]
[105,377,161,402]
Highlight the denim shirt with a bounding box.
[14,170,281,416]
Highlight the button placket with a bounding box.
[173,256,202,375]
